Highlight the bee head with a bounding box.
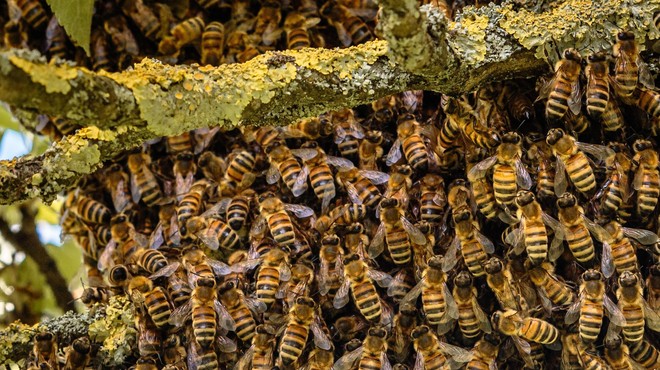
[515,190,535,207]
[399,302,417,316]
[484,257,504,274]
[618,271,639,287]
[301,141,319,149]
[546,128,565,145]
[604,336,623,349]
[415,221,430,234]
[345,339,362,351]
[176,151,194,162]
[295,296,315,307]
[427,255,444,269]
[380,197,399,209]
[365,130,383,143]
[343,253,360,264]
[617,31,635,41]
[556,192,577,208]
[452,206,472,223]
[411,325,430,339]
[651,263,660,276]
[322,234,340,246]
[587,52,607,63]
[72,337,91,353]
[35,332,54,342]
[502,132,521,144]
[454,271,472,287]
[111,214,128,225]
[368,327,387,338]
[583,269,602,282]
[197,278,216,289]
[563,48,582,62]
[395,165,413,177]
[218,280,235,293]
[633,139,653,152]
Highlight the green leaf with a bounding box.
[0,105,21,131]
[46,0,95,55]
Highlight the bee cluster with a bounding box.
[2,0,660,370]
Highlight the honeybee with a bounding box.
[134,305,161,360]
[453,271,492,339]
[628,338,660,369]
[279,262,315,307]
[501,81,536,123]
[546,128,613,196]
[201,21,224,66]
[225,30,262,63]
[466,334,501,370]
[235,325,276,370]
[128,276,173,328]
[601,96,625,132]
[98,213,148,268]
[475,83,510,131]
[556,192,602,263]
[318,234,345,297]
[384,164,413,208]
[315,203,368,235]
[62,336,91,370]
[369,197,426,265]
[565,269,626,343]
[177,180,210,235]
[166,266,191,309]
[577,340,611,370]
[598,217,658,278]
[291,141,354,209]
[75,194,111,225]
[386,92,430,171]
[100,163,131,213]
[525,132,555,199]
[225,189,255,232]
[187,338,220,370]
[184,216,240,251]
[181,247,233,288]
[133,248,179,278]
[444,204,494,277]
[418,173,447,223]
[631,139,660,220]
[263,141,308,196]
[333,327,391,370]
[166,132,193,156]
[437,97,463,152]
[283,11,320,50]
[402,255,457,330]
[197,151,226,184]
[278,297,332,367]
[32,331,58,369]
[127,152,162,207]
[597,143,634,217]
[388,303,418,363]
[484,257,526,311]
[616,271,660,344]
[149,200,180,250]
[254,191,314,249]
[173,151,196,198]
[46,16,69,61]
[218,280,266,343]
[280,116,333,141]
[468,132,532,208]
[442,95,501,151]
[612,31,653,100]
[604,336,635,370]
[331,108,365,157]
[121,0,160,41]
[251,246,291,307]
[358,130,384,171]
[585,52,611,120]
[159,16,205,55]
[492,309,559,353]
[221,147,256,195]
[320,0,373,47]
[465,148,499,220]
[387,267,417,303]
[648,263,660,312]
[253,0,283,46]
[525,260,575,311]
[334,253,392,324]
[411,325,473,369]
[336,167,389,208]
[12,0,47,31]
[636,87,660,120]
[561,330,582,370]
[538,48,582,123]
[305,345,335,370]
[163,334,186,368]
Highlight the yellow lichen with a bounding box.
[88,296,137,366]
[287,40,388,76]
[447,14,489,64]
[0,322,37,363]
[9,56,78,94]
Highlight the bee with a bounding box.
[612,31,653,99]
[492,309,559,347]
[75,194,111,225]
[318,234,345,297]
[278,297,332,367]
[149,200,180,250]
[447,179,472,210]
[12,0,48,31]
[598,218,658,278]
[255,191,314,248]
[100,163,131,213]
[597,143,634,217]
[334,253,392,324]
[453,271,493,339]
[604,336,635,370]
[418,173,447,223]
[402,255,457,329]
[197,151,226,184]
[222,147,256,195]
[181,247,233,288]
[601,96,625,132]
[121,0,160,41]
[104,15,139,66]
[358,130,385,171]
[631,139,660,220]
[280,116,333,140]
[384,165,414,208]
[167,267,191,309]
[320,0,373,47]
[388,303,418,363]
[226,189,255,232]
[333,327,391,370]
[134,306,161,359]
[636,87,660,119]
[628,338,660,369]
[525,260,575,311]
[235,325,276,370]
[368,95,397,127]
[184,216,240,251]
[386,92,430,171]
[577,340,611,370]
[484,257,526,311]
[647,263,660,312]
[283,11,320,50]
[331,108,365,157]
[306,345,335,370]
[336,167,389,208]
[547,128,613,196]
[561,330,583,370]
[280,262,315,307]
[173,151,196,197]
[127,275,173,329]
[46,16,69,61]
[502,81,536,123]
[437,96,464,152]
[225,30,261,63]
[616,271,660,344]
[162,334,186,368]
[565,269,626,343]
[159,16,205,55]
[475,83,510,131]
[411,325,473,369]
[585,52,611,119]
[218,280,266,343]
[132,249,179,279]
[170,277,235,349]
[253,246,292,307]
[539,48,582,122]
[80,286,113,308]
[369,197,426,265]
[466,334,501,370]
[264,140,308,196]
[291,141,354,209]
[187,339,220,370]
[465,148,499,220]
[254,0,283,46]
[127,152,162,207]
[444,204,494,277]
[167,132,193,156]
[201,21,224,66]
[62,336,91,370]
[525,132,555,199]
[556,192,601,263]
[32,331,58,369]
[177,180,210,235]
[442,96,501,151]
[468,132,532,208]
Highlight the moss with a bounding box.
[9,56,78,94]
[88,296,137,366]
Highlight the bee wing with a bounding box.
[402,216,427,245]
[512,335,532,356]
[467,155,497,181]
[130,172,142,204]
[643,299,660,331]
[445,284,459,320]
[368,269,393,288]
[400,278,424,305]
[216,334,238,353]
[368,223,386,259]
[565,293,583,325]
[568,79,582,115]
[230,258,262,274]
[554,157,568,196]
[215,300,237,331]
[576,142,615,163]
[279,263,292,282]
[622,227,659,245]
[333,278,351,309]
[345,181,364,205]
[603,294,626,326]
[175,172,194,197]
[332,346,363,370]
[98,240,116,270]
[112,180,130,213]
[207,258,232,276]
[361,170,390,185]
[537,287,555,315]
[266,164,280,184]
[168,215,181,245]
[386,139,403,167]
[381,352,393,370]
[639,62,655,89]
[536,75,556,101]
[318,261,330,296]
[514,159,533,189]
[472,296,492,333]
[291,165,310,197]
[335,24,352,47]
[311,318,333,350]
[149,223,165,250]
[149,262,180,280]
[130,229,149,249]
[439,342,474,363]
[202,199,231,219]
[476,230,495,254]
[413,351,424,370]
[245,296,268,315]
[169,300,192,327]
[284,203,315,218]
[442,236,460,272]
[601,242,616,279]
[290,148,319,160]
[327,155,355,169]
[234,344,255,370]
[633,166,645,191]
[583,215,608,242]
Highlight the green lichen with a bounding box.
[0,322,37,363]
[88,296,137,366]
[284,40,388,77]
[9,56,78,94]
[447,12,489,65]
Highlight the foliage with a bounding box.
[45,0,95,55]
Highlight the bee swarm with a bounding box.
[1,0,660,370]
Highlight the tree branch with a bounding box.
[0,204,74,312]
[0,0,655,204]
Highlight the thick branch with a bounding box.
[0,204,74,312]
[0,0,655,204]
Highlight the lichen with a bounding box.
[9,56,78,94]
[447,12,489,65]
[0,322,36,363]
[88,296,137,366]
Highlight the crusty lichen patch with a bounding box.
[9,56,78,94]
[0,322,36,363]
[88,296,137,366]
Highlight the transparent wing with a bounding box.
[601,242,615,279]
[332,346,363,370]
[112,180,130,213]
[149,262,180,280]
[169,300,192,327]
[149,223,164,250]
[234,344,254,370]
[98,240,116,270]
[245,296,268,315]
[514,159,533,189]
[413,351,424,370]
[361,170,390,185]
[333,279,351,309]
[633,166,644,191]
[368,224,386,259]
[279,263,292,282]
[622,227,659,245]
[216,334,237,353]
[439,342,473,363]
[445,284,459,320]
[402,216,427,245]
[467,155,497,181]
[639,62,655,89]
[290,148,319,161]
[583,216,608,242]
[568,79,582,115]
[215,300,237,331]
[311,318,333,350]
[208,258,232,276]
[381,351,393,370]
[643,299,660,331]
[266,165,280,184]
[285,203,315,218]
[335,24,352,47]
[554,157,568,196]
[130,173,141,204]
[476,231,495,254]
[345,182,364,205]
[318,261,330,296]
[198,232,220,251]
[400,278,424,306]
[368,269,393,288]
[537,75,556,100]
[442,236,460,272]
[327,155,355,169]
[291,165,310,197]
[175,172,194,197]
[565,294,583,325]
[603,295,626,326]
[576,142,615,163]
[386,139,403,166]
[473,297,492,333]
[130,229,149,249]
